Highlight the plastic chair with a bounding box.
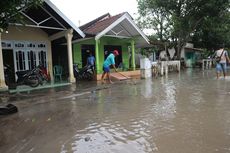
[53,65,62,82]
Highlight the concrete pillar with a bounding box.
[131,40,136,70]
[95,39,100,74]
[0,32,7,88]
[65,29,75,83]
[47,41,54,82]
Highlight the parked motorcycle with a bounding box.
[16,65,49,87]
[4,64,49,88]
[73,64,94,81]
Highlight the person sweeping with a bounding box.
[101,50,119,84]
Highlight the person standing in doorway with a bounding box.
[215,45,230,79]
[87,52,95,72]
[101,50,119,84]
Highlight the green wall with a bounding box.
[73,39,95,68]
[185,51,195,67]
[73,37,133,74]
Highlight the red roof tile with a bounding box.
[81,12,126,35]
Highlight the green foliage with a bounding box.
[201,48,213,59]
[192,9,230,50]
[137,0,230,57]
[0,0,42,30]
[142,47,158,56]
[136,0,172,41]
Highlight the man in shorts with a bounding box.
[101,50,119,83]
[215,45,230,79]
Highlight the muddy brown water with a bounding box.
[0,69,230,153]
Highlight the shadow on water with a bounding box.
[1,69,230,153]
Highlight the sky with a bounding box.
[50,0,139,26]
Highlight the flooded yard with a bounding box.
[0,69,230,153]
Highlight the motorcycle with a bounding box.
[73,64,94,81]
[4,64,49,88]
[16,65,49,87]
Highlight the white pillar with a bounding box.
[160,62,164,76]
[131,40,135,70]
[47,42,54,83]
[178,61,181,72]
[0,32,7,88]
[65,29,75,83]
[165,61,168,75]
[202,60,205,70]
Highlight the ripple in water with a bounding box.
[60,121,157,153]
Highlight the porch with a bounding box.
[7,82,71,94]
[95,70,141,81]
[0,0,85,89]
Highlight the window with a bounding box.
[15,50,26,71]
[1,41,12,49]
[12,41,47,72]
[27,50,36,70]
[39,50,47,67]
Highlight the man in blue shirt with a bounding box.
[87,52,95,66]
[87,52,95,73]
[101,50,119,84]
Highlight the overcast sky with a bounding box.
[50,0,138,26]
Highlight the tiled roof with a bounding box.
[81,12,126,35]
[80,13,110,32]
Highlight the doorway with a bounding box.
[51,43,68,80]
[3,49,15,83]
[104,45,122,67]
[81,45,95,67]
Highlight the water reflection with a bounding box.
[58,70,230,153]
[1,70,230,153]
[61,121,155,153]
[141,79,153,98]
[151,77,177,120]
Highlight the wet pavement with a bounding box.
[0,69,230,153]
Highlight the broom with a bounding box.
[116,71,131,79]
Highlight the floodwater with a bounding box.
[0,69,230,153]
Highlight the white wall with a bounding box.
[2,26,53,81]
[2,26,49,41]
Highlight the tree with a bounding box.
[137,0,229,58]
[136,0,172,42]
[0,0,42,32]
[192,10,230,51]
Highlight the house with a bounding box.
[72,12,149,79]
[0,0,85,89]
[0,2,150,91]
[157,43,203,68]
[180,43,203,67]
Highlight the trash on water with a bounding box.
[84,136,91,142]
[0,104,18,115]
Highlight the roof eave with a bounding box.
[44,0,85,38]
[95,13,149,44]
